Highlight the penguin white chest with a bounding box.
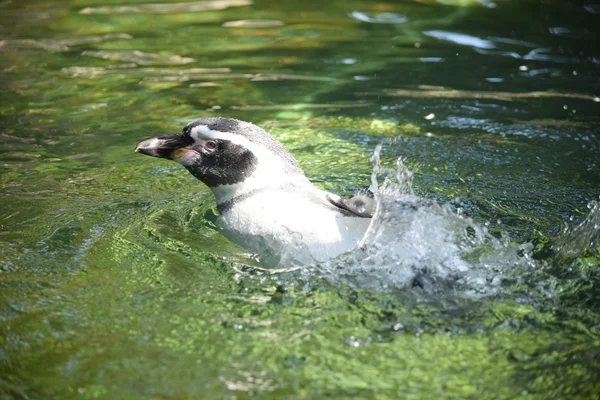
[216,190,371,267]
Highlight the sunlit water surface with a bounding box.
[1,0,599,399]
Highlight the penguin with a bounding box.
[135,117,375,267]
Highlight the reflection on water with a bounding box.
[1,0,599,398]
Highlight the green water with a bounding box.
[1,0,599,398]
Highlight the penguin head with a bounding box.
[136,117,310,202]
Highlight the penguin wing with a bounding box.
[325,192,375,218]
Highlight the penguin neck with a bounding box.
[210,173,314,212]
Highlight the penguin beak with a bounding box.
[135,134,189,160]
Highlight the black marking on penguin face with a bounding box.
[184,117,305,177]
[137,117,307,189]
[184,139,258,187]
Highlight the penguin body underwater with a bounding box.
[136,117,374,267]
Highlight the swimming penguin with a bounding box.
[135,117,375,267]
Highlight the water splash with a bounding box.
[313,144,534,296]
[552,198,600,259]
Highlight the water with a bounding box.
[1,0,599,398]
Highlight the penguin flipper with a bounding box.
[326,192,375,218]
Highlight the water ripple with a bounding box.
[361,88,600,103]
[424,30,495,49]
[61,66,340,85]
[79,0,252,14]
[0,34,131,52]
[222,20,284,28]
[62,66,231,78]
[82,50,195,65]
[349,11,407,24]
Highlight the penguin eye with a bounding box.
[205,140,217,151]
